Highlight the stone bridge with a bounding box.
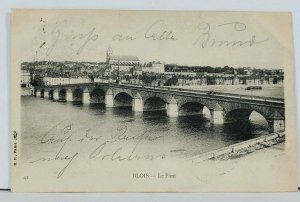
[34,82,285,133]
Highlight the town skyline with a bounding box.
[21,59,283,71]
[25,43,285,70]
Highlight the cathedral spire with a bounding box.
[107,45,113,59]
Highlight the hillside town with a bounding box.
[21,47,284,88]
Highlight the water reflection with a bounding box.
[87,103,106,116]
[72,101,83,106]
[177,115,211,133]
[112,106,134,120]
[223,121,257,141]
[141,110,170,128]
[223,119,269,141]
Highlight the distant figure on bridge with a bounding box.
[90,75,94,82]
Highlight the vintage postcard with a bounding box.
[11,9,298,192]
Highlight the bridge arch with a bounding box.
[144,96,167,112]
[72,87,83,102]
[59,89,66,101]
[178,101,210,117]
[114,92,132,107]
[113,88,133,98]
[40,89,45,98]
[90,87,105,103]
[224,108,269,133]
[48,89,54,100]
[224,107,270,122]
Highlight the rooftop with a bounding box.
[110,55,140,62]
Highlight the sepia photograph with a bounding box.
[11,9,297,192]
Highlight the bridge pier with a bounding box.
[44,90,49,99]
[133,93,143,111]
[210,104,224,124]
[267,111,285,133]
[66,89,73,102]
[53,89,59,100]
[167,97,178,117]
[36,90,41,97]
[105,89,114,107]
[82,88,90,104]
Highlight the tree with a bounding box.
[164,76,178,86]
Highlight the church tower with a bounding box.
[106,45,113,64]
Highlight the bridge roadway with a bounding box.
[34,82,285,133]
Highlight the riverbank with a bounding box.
[214,135,285,161]
[189,135,290,192]
[192,132,285,162]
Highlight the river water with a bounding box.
[21,96,269,161]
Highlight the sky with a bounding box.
[12,9,294,69]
